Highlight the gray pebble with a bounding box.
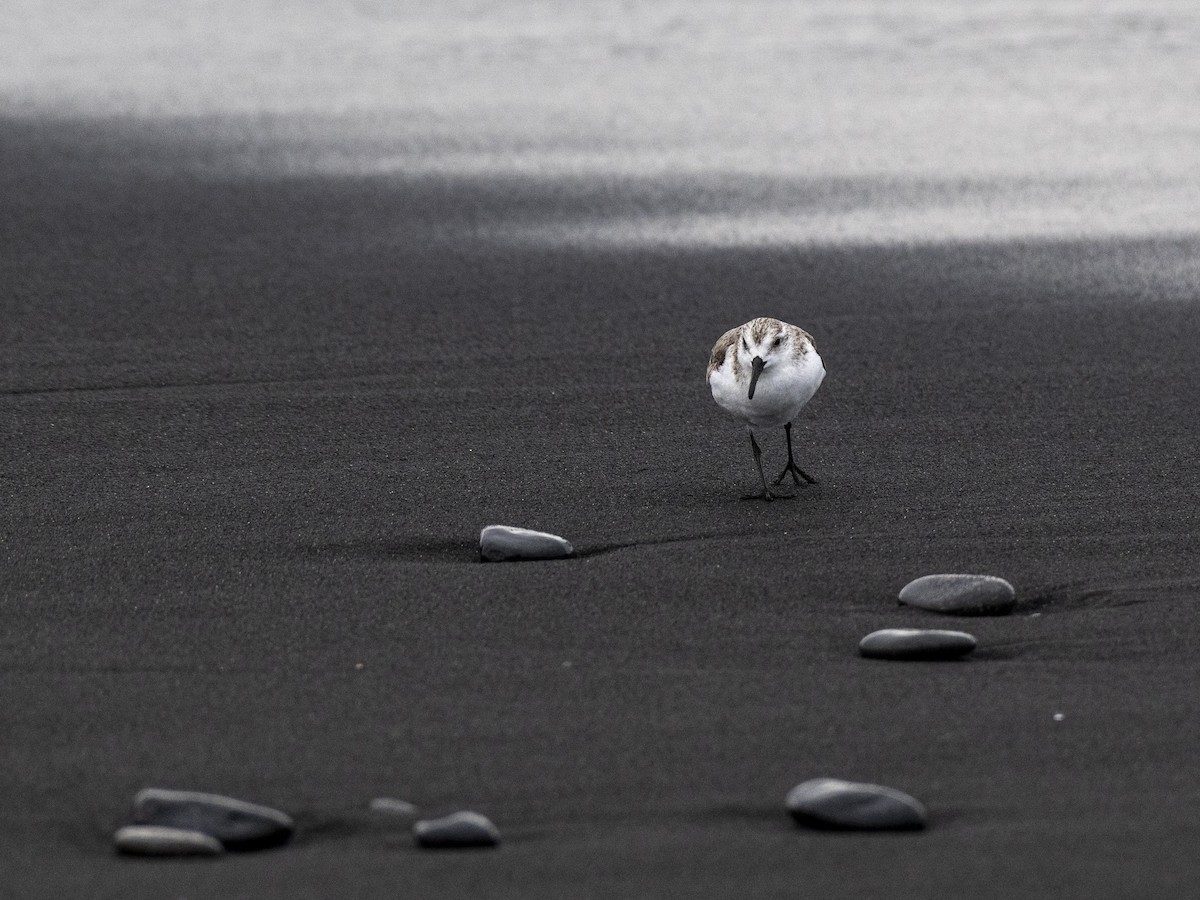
[898,574,1016,615]
[859,628,977,661]
[479,525,575,562]
[130,788,294,851]
[787,778,927,831]
[413,811,500,848]
[369,797,418,817]
[114,825,225,857]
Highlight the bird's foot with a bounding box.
[772,462,817,486]
[740,487,795,502]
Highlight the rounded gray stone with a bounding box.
[479,525,575,562]
[131,788,294,851]
[859,628,977,661]
[786,778,927,831]
[898,574,1016,616]
[413,811,500,849]
[114,825,225,857]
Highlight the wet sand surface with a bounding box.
[3,3,1200,897]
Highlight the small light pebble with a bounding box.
[114,825,225,857]
[369,797,419,817]
[786,778,927,831]
[479,525,575,562]
[898,574,1016,616]
[130,788,294,851]
[413,811,500,849]
[858,628,977,661]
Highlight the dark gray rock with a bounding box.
[898,574,1016,615]
[859,628,977,661]
[479,525,575,562]
[413,811,500,848]
[130,788,294,851]
[786,778,927,831]
[114,825,225,857]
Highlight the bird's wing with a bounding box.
[707,326,742,381]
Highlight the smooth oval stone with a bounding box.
[131,788,294,851]
[369,797,418,817]
[479,525,575,562]
[859,628,977,661]
[786,778,927,831]
[898,574,1016,616]
[413,811,500,848]
[114,825,225,857]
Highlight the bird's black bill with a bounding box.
[748,356,765,399]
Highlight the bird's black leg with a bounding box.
[742,432,793,501]
[773,422,818,486]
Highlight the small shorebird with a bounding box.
[707,317,825,500]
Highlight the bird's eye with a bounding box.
[772,336,782,347]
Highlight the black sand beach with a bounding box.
[4,3,1200,897]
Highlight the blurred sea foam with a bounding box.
[2,0,1198,245]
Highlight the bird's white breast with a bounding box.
[709,347,825,429]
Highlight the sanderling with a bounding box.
[707,317,825,501]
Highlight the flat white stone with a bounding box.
[114,825,225,857]
[859,628,977,660]
[898,574,1016,615]
[369,797,418,817]
[413,811,500,848]
[479,525,575,562]
[786,778,927,830]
